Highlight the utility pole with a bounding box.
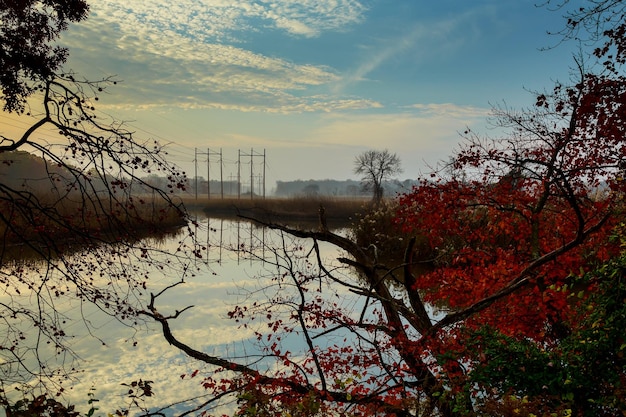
[194,147,198,200]
[194,148,211,199]
[204,148,223,199]
[192,149,264,200]
[238,148,266,200]
[220,148,224,199]
[238,148,254,199]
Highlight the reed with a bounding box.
[0,193,186,248]
[183,196,370,229]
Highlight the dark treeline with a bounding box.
[274,178,419,197]
[0,150,82,195]
[0,151,180,197]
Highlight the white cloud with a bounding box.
[261,0,366,37]
[96,92,382,114]
[60,0,370,112]
[50,221,350,414]
[336,24,431,92]
[88,0,365,42]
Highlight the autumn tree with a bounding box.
[143,78,620,417]
[354,149,402,204]
[136,54,625,417]
[464,235,626,415]
[134,2,626,414]
[0,0,197,404]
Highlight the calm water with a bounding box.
[2,215,354,416]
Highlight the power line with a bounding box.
[193,148,266,200]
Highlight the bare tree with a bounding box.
[353,149,402,204]
[0,75,199,395]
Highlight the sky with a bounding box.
[4,0,586,192]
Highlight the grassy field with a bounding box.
[181,196,372,229]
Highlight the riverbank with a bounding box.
[0,196,187,261]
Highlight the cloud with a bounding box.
[49,220,354,414]
[88,0,366,41]
[261,0,366,37]
[96,91,382,114]
[409,103,490,119]
[66,330,242,415]
[335,5,496,92]
[60,0,369,112]
[309,104,487,149]
[335,24,431,91]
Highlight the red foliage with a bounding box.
[146,8,626,413]
[396,72,626,344]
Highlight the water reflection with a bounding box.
[2,214,349,416]
[196,216,270,265]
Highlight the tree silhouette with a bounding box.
[354,149,402,204]
[0,0,89,113]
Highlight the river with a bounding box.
[1,214,353,416]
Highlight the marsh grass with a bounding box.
[0,193,186,255]
[185,196,370,230]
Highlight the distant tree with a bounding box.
[353,149,402,204]
[345,183,359,197]
[302,183,320,197]
[0,0,89,113]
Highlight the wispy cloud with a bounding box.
[61,0,369,112]
[308,104,488,150]
[88,0,366,41]
[409,103,490,119]
[261,0,367,37]
[335,5,494,92]
[335,25,431,92]
[58,0,365,111]
[97,93,382,114]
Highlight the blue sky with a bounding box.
[7,0,586,191]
